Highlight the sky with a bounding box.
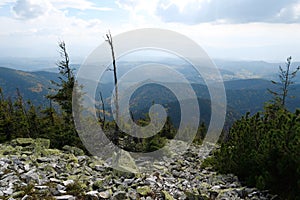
[1,0,300,62]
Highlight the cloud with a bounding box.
[12,0,50,20]
[155,0,300,24]
[11,0,112,20]
[1,0,112,57]
[0,0,15,8]
[115,0,162,26]
[275,2,300,22]
[50,0,112,11]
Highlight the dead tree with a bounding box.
[105,31,119,145]
[98,92,106,129]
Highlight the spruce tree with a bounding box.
[268,56,300,108]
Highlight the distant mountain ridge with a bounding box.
[0,67,55,106]
[0,66,299,123]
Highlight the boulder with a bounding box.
[11,138,35,147]
[112,150,139,173]
[62,145,84,156]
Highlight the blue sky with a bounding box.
[0,0,300,61]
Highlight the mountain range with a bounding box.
[0,58,299,127]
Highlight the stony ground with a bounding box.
[0,138,278,200]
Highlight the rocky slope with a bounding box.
[0,138,277,200]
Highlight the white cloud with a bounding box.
[11,0,112,21]
[154,0,300,24]
[12,0,51,20]
[116,0,300,25]
[0,0,113,57]
[115,0,166,29]
[49,0,112,11]
[276,1,300,22]
[0,0,15,8]
[1,0,300,61]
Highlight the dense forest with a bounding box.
[0,43,299,199]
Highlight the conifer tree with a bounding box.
[268,56,300,107]
[48,41,74,124]
[47,41,83,148]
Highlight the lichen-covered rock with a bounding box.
[112,150,139,173]
[112,191,127,200]
[0,139,278,200]
[162,190,174,200]
[137,186,152,196]
[62,145,84,156]
[36,138,50,149]
[99,190,111,199]
[11,138,35,147]
[41,149,61,156]
[92,179,103,190]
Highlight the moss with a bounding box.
[10,190,24,198]
[36,138,50,149]
[63,153,78,164]
[92,179,103,190]
[161,190,174,200]
[184,190,203,200]
[137,186,152,196]
[66,175,77,181]
[43,165,55,173]
[17,183,35,196]
[12,138,35,146]
[66,163,72,172]
[44,182,57,189]
[0,145,22,155]
[66,180,86,197]
[41,149,61,156]
[201,156,216,169]
[62,145,85,156]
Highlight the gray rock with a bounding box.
[86,190,99,198]
[37,157,52,162]
[23,164,30,172]
[62,145,84,156]
[112,150,139,173]
[0,139,277,200]
[21,194,30,200]
[57,184,66,191]
[35,185,49,190]
[211,185,221,190]
[3,187,13,195]
[112,191,127,200]
[63,180,74,186]
[123,178,135,185]
[94,165,105,172]
[58,190,67,194]
[55,195,76,200]
[99,190,111,199]
[50,178,61,183]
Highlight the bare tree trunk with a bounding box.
[49,99,55,126]
[106,31,119,145]
[98,92,106,129]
